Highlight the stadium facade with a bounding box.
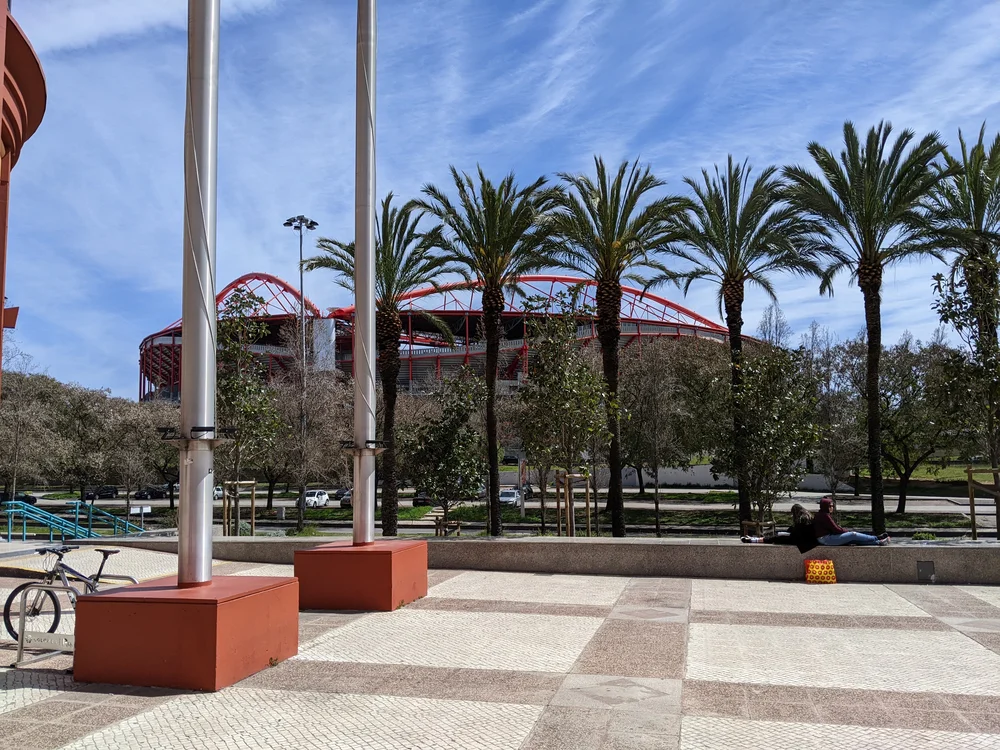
[139,273,729,401]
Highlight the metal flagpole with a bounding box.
[352,0,377,546]
[177,0,221,585]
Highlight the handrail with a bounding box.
[2,501,100,541]
[67,501,144,536]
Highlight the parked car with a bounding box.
[134,485,168,500]
[0,491,37,505]
[412,490,433,507]
[84,485,119,500]
[334,488,352,508]
[213,485,224,500]
[304,490,329,508]
[498,488,522,507]
[502,454,519,465]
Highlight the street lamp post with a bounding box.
[284,215,317,532]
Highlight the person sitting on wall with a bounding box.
[813,497,889,546]
[741,503,818,552]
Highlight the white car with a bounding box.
[498,488,522,507]
[305,490,329,508]
[213,485,224,500]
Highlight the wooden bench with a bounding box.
[434,517,462,537]
[741,520,776,538]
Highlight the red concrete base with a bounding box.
[294,539,428,611]
[74,576,299,692]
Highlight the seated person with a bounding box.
[742,504,818,553]
[813,497,888,546]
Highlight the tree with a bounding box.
[516,292,608,533]
[417,167,559,536]
[108,399,157,518]
[0,372,60,498]
[783,120,951,533]
[400,373,487,524]
[800,322,865,498]
[552,157,687,536]
[928,124,1000,482]
[305,193,450,536]
[620,339,688,536]
[842,333,962,512]
[216,288,282,533]
[144,399,180,509]
[54,384,113,501]
[712,342,818,526]
[658,157,824,523]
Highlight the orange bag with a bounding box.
[804,559,837,584]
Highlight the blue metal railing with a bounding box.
[67,502,144,536]
[2,502,101,542]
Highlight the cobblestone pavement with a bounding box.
[0,557,999,749]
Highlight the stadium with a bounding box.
[138,273,730,401]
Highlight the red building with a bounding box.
[0,3,46,393]
[139,273,728,400]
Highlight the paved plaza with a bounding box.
[0,548,999,748]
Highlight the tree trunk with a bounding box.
[538,464,550,535]
[596,280,625,537]
[634,466,645,495]
[860,272,886,533]
[723,280,751,523]
[168,482,176,510]
[266,479,277,511]
[895,469,911,514]
[378,311,403,537]
[653,462,660,537]
[483,285,503,536]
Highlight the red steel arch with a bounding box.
[139,272,322,400]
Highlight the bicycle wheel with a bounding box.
[4,582,61,641]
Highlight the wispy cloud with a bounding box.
[7,0,1000,396]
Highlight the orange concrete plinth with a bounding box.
[74,576,299,692]
[294,539,428,611]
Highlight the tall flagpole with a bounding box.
[352,0,377,545]
[177,0,221,585]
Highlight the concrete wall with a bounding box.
[90,536,1000,585]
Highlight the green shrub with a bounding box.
[286,524,320,537]
[911,532,938,541]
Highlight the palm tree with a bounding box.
[304,193,451,536]
[783,121,950,533]
[415,166,560,537]
[927,124,1000,486]
[656,156,826,524]
[552,157,688,537]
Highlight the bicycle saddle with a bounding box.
[35,545,79,556]
[96,549,121,558]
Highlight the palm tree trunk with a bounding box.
[965,253,1000,532]
[723,281,751,523]
[378,310,402,537]
[483,285,503,536]
[596,280,625,537]
[860,275,886,534]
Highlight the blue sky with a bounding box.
[9,0,1000,397]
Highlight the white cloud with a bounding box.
[15,0,279,54]
[6,0,1000,396]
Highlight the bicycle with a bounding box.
[3,545,122,640]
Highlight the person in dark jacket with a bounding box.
[813,497,888,546]
[742,504,818,553]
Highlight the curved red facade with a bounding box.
[0,8,46,393]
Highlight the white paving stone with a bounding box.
[961,586,1000,610]
[681,716,999,750]
[686,623,1000,695]
[297,608,603,672]
[691,579,926,616]
[426,571,628,606]
[0,669,74,714]
[4,546,186,583]
[60,688,542,750]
